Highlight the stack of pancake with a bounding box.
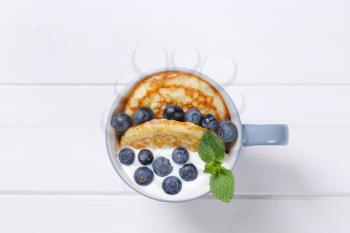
[119,71,230,151]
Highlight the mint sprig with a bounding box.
[199,131,234,203]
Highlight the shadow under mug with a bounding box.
[105,67,289,202]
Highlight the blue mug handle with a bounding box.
[242,124,289,146]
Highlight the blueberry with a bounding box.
[163,104,184,121]
[133,107,154,125]
[118,148,135,165]
[152,157,173,177]
[217,120,238,143]
[138,149,154,165]
[179,164,198,181]
[184,109,202,125]
[172,147,189,164]
[201,114,219,132]
[111,113,133,134]
[134,167,154,186]
[162,176,182,195]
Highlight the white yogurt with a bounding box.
[118,148,236,201]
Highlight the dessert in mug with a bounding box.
[109,71,240,202]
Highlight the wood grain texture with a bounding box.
[0,195,349,233]
[0,0,349,84]
[0,86,349,194]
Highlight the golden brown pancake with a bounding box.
[120,119,206,151]
[123,71,230,121]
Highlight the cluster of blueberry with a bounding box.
[111,107,154,134]
[111,104,238,143]
[118,147,197,195]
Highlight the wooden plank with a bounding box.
[0,195,349,233]
[0,0,349,84]
[0,86,349,194]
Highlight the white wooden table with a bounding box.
[1,0,350,232]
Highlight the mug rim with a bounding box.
[105,67,242,202]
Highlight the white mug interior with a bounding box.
[105,67,242,202]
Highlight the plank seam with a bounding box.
[0,191,350,199]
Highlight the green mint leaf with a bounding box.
[198,131,225,163]
[219,167,234,186]
[210,167,234,203]
[198,131,234,203]
[204,161,222,175]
